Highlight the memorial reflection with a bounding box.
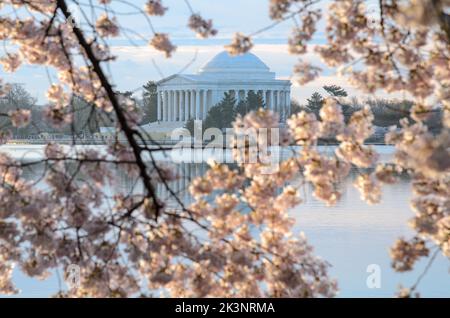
[20,159,211,209]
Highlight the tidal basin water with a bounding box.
[2,145,449,297]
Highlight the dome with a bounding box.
[198,51,274,79]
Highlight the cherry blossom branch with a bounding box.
[55,0,163,218]
[409,247,440,295]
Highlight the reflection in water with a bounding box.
[10,147,450,297]
[116,161,209,208]
[156,162,209,208]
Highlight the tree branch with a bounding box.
[56,0,163,219]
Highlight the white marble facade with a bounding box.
[156,51,291,122]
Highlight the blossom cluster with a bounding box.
[0,0,449,298]
[225,33,254,56]
[188,14,217,39]
[145,0,167,16]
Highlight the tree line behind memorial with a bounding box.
[1,82,443,142]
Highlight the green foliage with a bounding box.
[120,91,134,99]
[204,92,236,130]
[142,81,158,124]
[306,92,324,117]
[184,118,196,136]
[290,99,305,115]
[367,99,414,127]
[172,90,265,136]
[323,85,348,97]
[0,84,104,136]
[185,92,237,135]
[235,91,265,117]
[0,84,35,135]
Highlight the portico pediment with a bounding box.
[157,75,199,87]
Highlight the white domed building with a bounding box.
[156,51,291,124]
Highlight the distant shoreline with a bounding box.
[5,139,389,147]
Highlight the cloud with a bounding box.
[291,74,412,105]
[2,41,408,105]
[112,43,304,77]
[110,43,369,104]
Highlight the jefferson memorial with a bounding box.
[156,51,292,123]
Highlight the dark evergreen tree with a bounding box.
[0,84,36,136]
[142,81,158,124]
[367,98,414,127]
[290,99,304,115]
[323,85,348,97]
[184,118,196,136]
[235,91,265,117]
[306,92,324,117]
[120,90,134,99]
[184,92,238,135]
[204,92,236,131]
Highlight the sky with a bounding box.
[1,0,406,105]
[1,1,447,298]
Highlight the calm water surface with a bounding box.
[3,145,449,297]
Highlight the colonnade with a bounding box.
[157,88,291,122]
